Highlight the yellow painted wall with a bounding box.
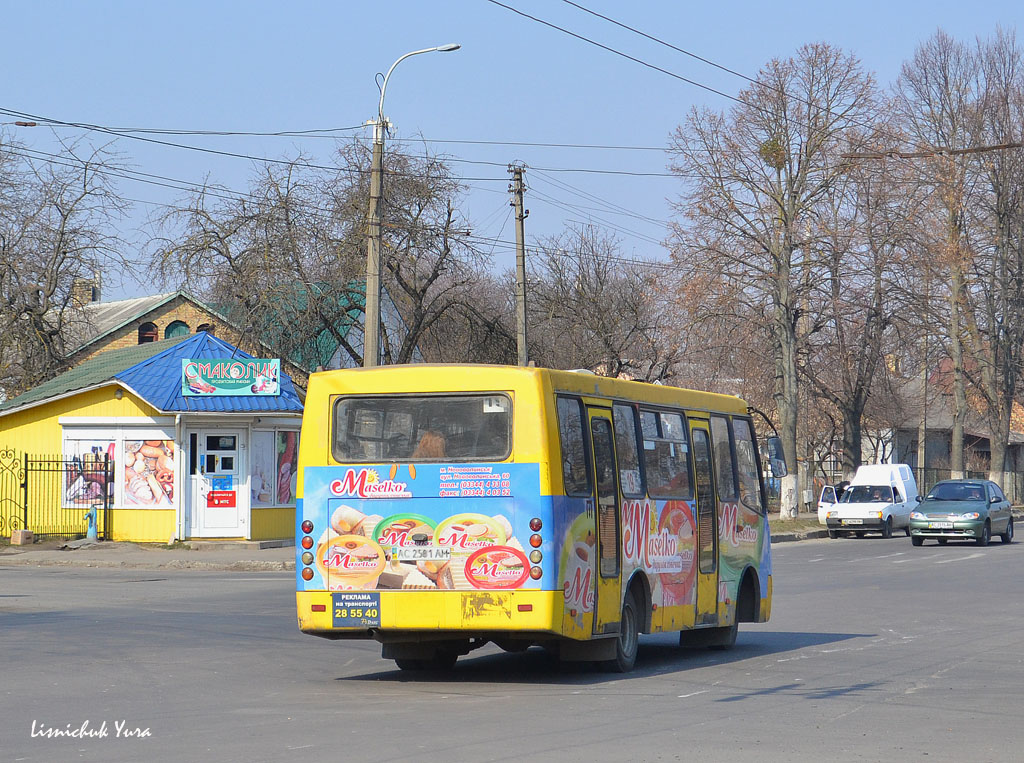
[107,509,177,543]
[252,507,296,539]
[0,385,161,454]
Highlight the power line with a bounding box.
[0,106,506,182]
[842,141,1024,160]
[483,0,743,104]
[511,0,905,148]
[560,0,755,85]
[3,105,681,179]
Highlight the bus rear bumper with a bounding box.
[297,589,564,641]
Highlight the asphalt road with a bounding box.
[3,535,1023,762]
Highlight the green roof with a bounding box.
[0,335,191,414]
[217,282,364,371]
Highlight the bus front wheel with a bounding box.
[605,591,640,673]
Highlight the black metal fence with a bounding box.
[0,450,111,540]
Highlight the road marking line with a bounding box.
[874,553,905,559]
[678,690,708,698]
[934,553,985,564]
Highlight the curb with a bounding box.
[0,555,295,572]
[771,529,829,543]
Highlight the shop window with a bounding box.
[251,429,300,506]
[62,439,115,509]
[62,425,174,509]
[138,322,158,343]
[165,320,189,338]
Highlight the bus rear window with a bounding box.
[332,394,511,462]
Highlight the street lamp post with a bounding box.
[363,43,460,367]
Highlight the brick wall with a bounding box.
[71,295,310,390]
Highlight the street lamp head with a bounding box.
[377,44,463,124]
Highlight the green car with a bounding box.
[909,479,1014,547]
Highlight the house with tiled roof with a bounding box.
[0,333,303,543]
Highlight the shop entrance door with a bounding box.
[187,429,248,538]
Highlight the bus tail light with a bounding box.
[301,520,314,534]
[301,535,314,549]
[529,566,542,580]
[529,534,542,548]
[301,567,314,581]
[529,517,542,531]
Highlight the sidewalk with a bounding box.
[1,518,832,571]
[0,538,296,572]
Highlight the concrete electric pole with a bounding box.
[509,164,529,366]
[363,44,460,368]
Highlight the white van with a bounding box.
[821,464,920,539]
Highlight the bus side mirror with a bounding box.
[766,436,788,478]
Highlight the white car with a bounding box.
[825,483,914,538]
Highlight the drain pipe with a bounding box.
[174,413,184,543]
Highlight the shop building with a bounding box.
[0,332,303,543]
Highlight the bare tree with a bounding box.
[800,128,914,480]
[153,157,366,370]
[154,140,493,369]
[668,43,878,517]
[961,28,1024,486]
[528,224,682,380]
[0,134,127,397]
[895,30,980,479]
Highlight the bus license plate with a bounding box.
[391,546,452,562]
[843,519,863,525]
[929,521,954,529]
[332,592,381,627]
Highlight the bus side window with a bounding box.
[557,397,591,495]
[732,418,764,513]
[641,410,691,498]
[710,415,738,501]
[612,403,644,497]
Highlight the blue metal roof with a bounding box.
[115,333,303,414]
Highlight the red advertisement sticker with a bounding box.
[465,545,530,590]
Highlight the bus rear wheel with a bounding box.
[605,591,639,673]
[394,651,458,671]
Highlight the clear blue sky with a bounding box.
[2,0,1020,299]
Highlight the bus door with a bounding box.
[588,409,623,636]
[689,422,719,625]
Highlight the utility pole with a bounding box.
[509,164,529,366]
[364,118,385,367]
[362,43,460,368]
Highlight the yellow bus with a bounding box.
[295,365,785,672]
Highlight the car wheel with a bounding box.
[1000,517,1014,544]
[937,538,948,545]
[606,591,639,673]
[828,530,838,539]
[904,526,911,537]
[881,517,893,539]
[911,536,924,546]
[976,522,991,546]
[394,658,426,671]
